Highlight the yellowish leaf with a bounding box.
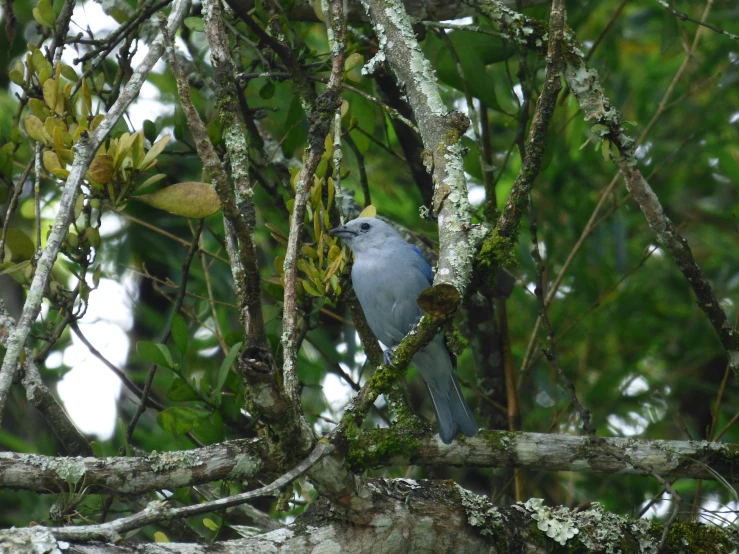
[134,182,221,218]
[153,531,169,543]
[139,134,171,170]
[358,205,376,218]
[302,279,323,297]
[43,150,62,172]
[322,251,343,284]
[42,78,58,111]
[24,115,50,144]
[88,154,114,184]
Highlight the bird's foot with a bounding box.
[383,349,395,366]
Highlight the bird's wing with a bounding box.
[410,245,433,285]
[352,249,428,347]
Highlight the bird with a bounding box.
[329,217,478,444]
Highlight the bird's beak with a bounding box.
[329,226,356,239]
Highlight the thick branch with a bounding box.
[5,444,331,543]
[4,431,737,495]
[280,0,346,415]
[493,0,563,243]
[4,479,735,553]
[359,0,484,295]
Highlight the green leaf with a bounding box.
[428,30,510,112]
[206,120,222,145]
[33,0,55,28]
[660,9,679,54]
[136,173,167,194]
[139,134,171,170]
[302,279,323,297]
[184,16,205,32]
[167,378,199,402]
[134,182,221,218]
[137,341,174,369]
[0,259,31,276]
[217,342,242,394]
[3,228,35,261]
[9,60,24,86]
[203,518,218,532]
[143,119,157,144]
[259,81,275,99]
[60,64,78,82]
[171,313,189,355]
[157,407,209,435]
[358,205,376,218]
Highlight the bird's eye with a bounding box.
[360,222,371,232]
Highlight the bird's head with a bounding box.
[329,217,401,254]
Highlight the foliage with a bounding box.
[0,0,738,546]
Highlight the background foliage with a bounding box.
[0,0,738,540]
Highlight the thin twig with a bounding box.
[69,321,165,412]
[115,210,230,264]
[529,194,594,435]
[654,0,738,42]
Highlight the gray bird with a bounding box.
[329,217,478,444]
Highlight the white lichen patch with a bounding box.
[228,452,263,480]
[457,484,502,535]
[370,514,393,530]
[412,517,436,551]
[310,539,341,554]
[525,498,579,546]
[147,450,203,473]
[31,457,87,487]
[362,22,387,75]
[0,527,64,554]
[254,385,276,408]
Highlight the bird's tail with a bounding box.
[415,338,478,444]
[424,374,478,444]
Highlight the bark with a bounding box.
[3,479,735,553]
[2,431,737,495]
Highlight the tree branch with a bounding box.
[12,443,332,543]
[3,477,734,553]
[359,0,484,295]
[4,431,737,495]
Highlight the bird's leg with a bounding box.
[383,348,395,366]
[407,317,422,334]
